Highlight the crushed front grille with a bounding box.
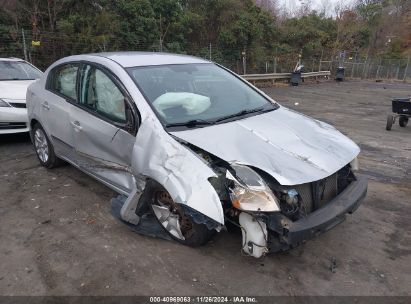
[314,173,338,209]
[287,167,350,214]
[294,183,313,213]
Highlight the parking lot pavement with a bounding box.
[0,80,410,296]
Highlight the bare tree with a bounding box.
[256,0,279,15]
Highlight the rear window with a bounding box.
[49,64,79,100]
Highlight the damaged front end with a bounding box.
[223,162,367,258]
[183,146,367,258]
[117,116,367,258]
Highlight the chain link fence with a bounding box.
[1,29,410,81]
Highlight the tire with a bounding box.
[146,181,215,247]
[399,116,408,128]
[386,114,394,131]
[32,123,64,168]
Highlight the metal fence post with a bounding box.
[404,56,410,82]
[21,29,28,61]
[351,62,355,78]
[318,50,323,71]
[386,61,390,79]
[376,58,381,79]
[242,51,246,75]
[362,56,368,79]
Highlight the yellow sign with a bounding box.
[31,41,40,46]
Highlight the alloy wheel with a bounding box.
[34,128,49,163]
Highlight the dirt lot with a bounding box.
[0,80,410,296]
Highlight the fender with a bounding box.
[129,116,225,225]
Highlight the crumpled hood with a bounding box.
[171,107,360,185]
[0,80,36,100]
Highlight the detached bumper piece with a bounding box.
[266,176,368,252]
[111,195,172,241]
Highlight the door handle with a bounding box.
[42,102,50,110]
[71,120,82,131]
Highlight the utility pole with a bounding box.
[209,43,212,61]
[22,29,28,61]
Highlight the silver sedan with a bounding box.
[27,52,367,257]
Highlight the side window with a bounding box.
[79,65,126,124]
[50,64,78,100]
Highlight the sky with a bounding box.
[281,0,356,16]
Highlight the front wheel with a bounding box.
[147,182,215,247]
[32,123,64,168]
[399,116,408,128]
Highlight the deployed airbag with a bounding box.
[153,92,211,117]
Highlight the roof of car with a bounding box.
[91,52,210,68]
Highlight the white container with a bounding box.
[239,212,268,258]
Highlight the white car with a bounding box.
[0,58,42,134]
[27,52,367,257]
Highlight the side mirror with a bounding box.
[124,101,139,135]
[125,107,134,133]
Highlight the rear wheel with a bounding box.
[32,123,64,168]
[386,114,394,131]
[148,183,214,247]
[399,116,408,128]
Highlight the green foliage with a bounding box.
[356,0,383,25]
[0,0,409,69]
[281,12,336,57]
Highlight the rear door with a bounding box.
[71,63,138,195]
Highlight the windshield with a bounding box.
[0,61,42,81]
[127,63,277,126]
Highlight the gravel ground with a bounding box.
[0,80,410,296]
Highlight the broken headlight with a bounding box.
[226,164,280,212]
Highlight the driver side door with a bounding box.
[71,63,138,195]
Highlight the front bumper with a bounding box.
[0,108,29,134]
[266,176,368,252]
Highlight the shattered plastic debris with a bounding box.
[329,256,337,273]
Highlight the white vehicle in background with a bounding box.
[0,58,42,134]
